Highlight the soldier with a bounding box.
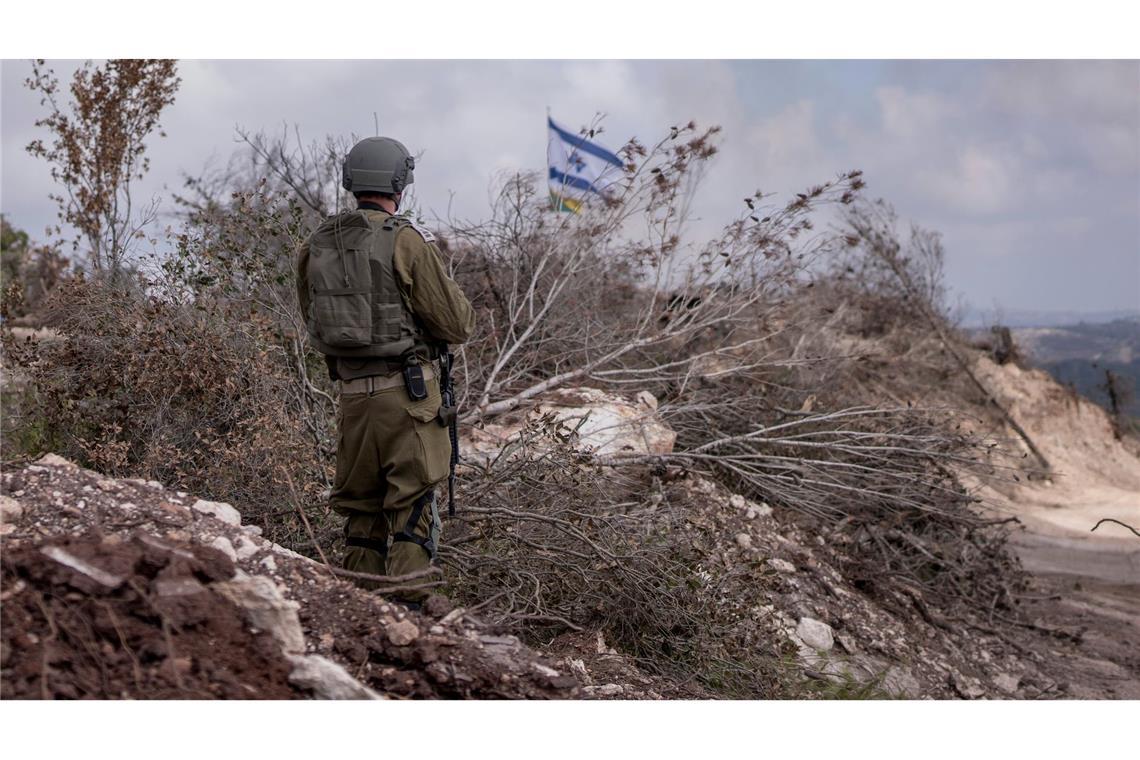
[295,137,475,604]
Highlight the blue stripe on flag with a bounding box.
[548,117,624,168]
[549,167,604,195]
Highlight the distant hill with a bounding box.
[1001,317,1140,418]
[961,308,1140,329]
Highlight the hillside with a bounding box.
[998,318,1140,417]
[4,346,1138,699]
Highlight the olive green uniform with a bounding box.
[296,209,475,587]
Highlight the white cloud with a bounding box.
[875,86,953,139]
[2,59,1137,314]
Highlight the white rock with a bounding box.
[387,619,420,647]
[41,546,123,589]
[463,387,676,464]
[532,663,562,678]
[881,665,923,698]
[191,499,242,526]
[734,533,753,549]
[585,683,624,696]
[209,536,238,562]
[729,494,747,510]
[154,577,207,598]
[233,535,260,561]
[36,454,75,469]
[796,617,834,652]
[635,390,659,411]
[0,495,23,522]
[755,503,773,517]
[994,672,1020,694]
[214,576,305,653]
[243,524,263,536]
[287,654,383,700]
[767,558,797,574]
[259,555,278,572]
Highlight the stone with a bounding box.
[154,577,207,598]
[585,683,624,697]
[190,499,242,526]
[994,672,1021,694]
[532,663,562,678]
[729,494,747,510]
[36,454,75,469]
[387,619,420,647]
[209,536,238,562]
[950,673,986,700]
[635,390,659,411]
[881,665,923,698]
[259,555,278,572]
[233,535,260,561]
[767,558,797,574]
[796,617,834,652]
[734,533,753,549]
[287,654,383,700]
[0,495,23,522]
[41,546,124,589]
[463,387,677,464]
[214,576,305,653]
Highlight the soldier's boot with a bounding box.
[386,489,440,606]
[342,512,389,591]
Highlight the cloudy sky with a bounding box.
[2,59,1137,319]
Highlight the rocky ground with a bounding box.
[2,348,1137,700]
[4,449,1135,699]
[1,456,577,699]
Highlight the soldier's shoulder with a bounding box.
[395,216,438,245]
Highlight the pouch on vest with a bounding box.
[306,215,375,348]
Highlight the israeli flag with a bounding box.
[547,116,624,213]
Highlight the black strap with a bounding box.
[357,200,386,212]
[345,536,388,554]
[393,490,435,554]
[438,349,459,517]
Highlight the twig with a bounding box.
[1090,518,1140,537]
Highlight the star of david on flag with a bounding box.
[547,115,624,213]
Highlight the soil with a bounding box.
[0,455,578,700]
[1,531,298,699]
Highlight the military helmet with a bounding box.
[342,137,415,194]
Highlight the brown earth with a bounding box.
[0,456,578,700]
[1,532,297,699]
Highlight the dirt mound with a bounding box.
[0,455,578,699]
[1,532,297,699]
[970,354,1140,543]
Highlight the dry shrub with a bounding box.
[5,126,347,554]
[1,216,70,322]
[443,417,798,696]
[439,131,1027,680]
[3,261,331,552]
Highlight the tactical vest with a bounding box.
[303,210,430,360]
